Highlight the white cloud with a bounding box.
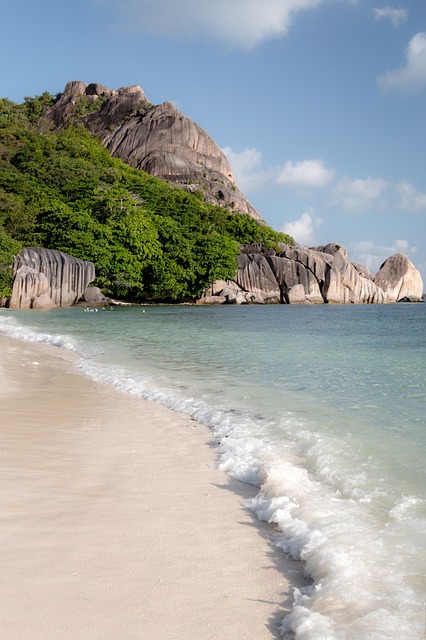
[222,147,272,192]
[330,177,426,213]
[377,32,426,94]
[98,0,326,48]
[395,181,426,211]
[277,159,335,188]
[226,146,426,216]
[373,7,407,27]
[223,148,335,193]
[282,208,323,245]
[351,239,417,274]
[330,177,389,212]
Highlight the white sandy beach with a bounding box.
[0,333,304,640]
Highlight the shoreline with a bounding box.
[0,332,304,639]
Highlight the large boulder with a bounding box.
[9,247,95,309]
[234,254,281,300]
[320,246,386,304]
[373,253,424,303]
[9,266,54,310]
[45,81,263,222]
[82,286,108,305]
[45,81,114,125]
[200,243,424,305]
[269,246,329,304]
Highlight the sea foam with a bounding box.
[0,315,78,352]
[75,357,425,639]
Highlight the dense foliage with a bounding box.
[0,93,294,302]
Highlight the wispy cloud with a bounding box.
[330,177,426,213]
[223,147,335,193]
[378,32,426,94]
[351,239,417,275]
[98,0,326,48]
[373,7,407,27]
[330,177,389,212]
[222,147,272,192]
[225,146,426,215]
[395,181,426,211]
[282,208,323,245]
[277,159,335,188]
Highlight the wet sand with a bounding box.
[0,333,304,639]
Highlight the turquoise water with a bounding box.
[1,303,425,639]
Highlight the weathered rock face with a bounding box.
[10,247,95,309]
[373,253,424,303]
[103,101,262,220]
[45,81,114,125]
[45,81,263,221]
[199,243,424,305]
[82,286,108,305]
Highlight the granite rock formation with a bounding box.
[199,243,424,305]
[41,82,424,306]
[82,286,108,305]
[373,253,424,303]
[45,81,263,221]
[10,247,95,309]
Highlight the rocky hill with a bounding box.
[1,81,422,306]
[45,81,263,222]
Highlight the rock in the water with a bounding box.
[10,247,95,309]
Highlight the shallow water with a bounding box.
[1,303,425,639]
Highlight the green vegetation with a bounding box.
[0,93,294,302]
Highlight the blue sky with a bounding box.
[2,0,426,283]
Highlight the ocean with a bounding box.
[0,303,425,639]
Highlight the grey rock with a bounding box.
[196,295,227,305]
[234,254,281,299]
[313,242,347,258]
[102,100,262,220]
[286,284,308,304]
[322,246,387,304]
[220,286,238,304]
[351,262,374,280]
[46,82,263,222]
[373,253,424,302]
[9,266,54,310]
[82,286,108,304]
[200,244,423,305]
[46,81,147,129]
[397,296,423,303]
[272,246,329,303]
[84,85,150,135]
[10,247,95,309]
